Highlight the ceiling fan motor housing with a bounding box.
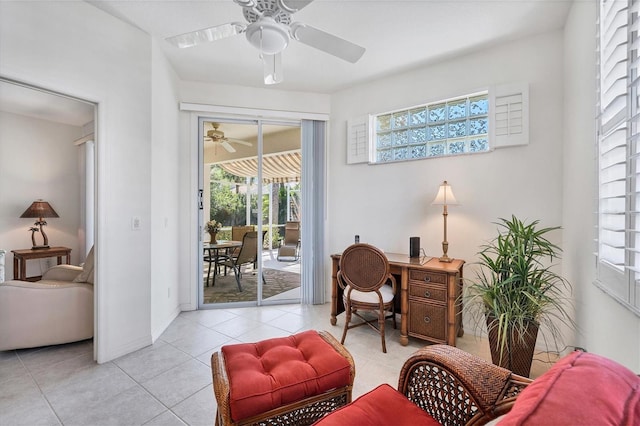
[241,0,292,25]
[240,0,292,55]
[245,17,290,55]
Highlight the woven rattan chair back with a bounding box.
[338,243,396,353]
[338,244,390,292]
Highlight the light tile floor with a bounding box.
[0,303,558,426]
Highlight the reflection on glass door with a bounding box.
[260,123,301,304]
[199,119,302,307]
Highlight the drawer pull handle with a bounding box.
[423,316,431,324]
[424,290,431,298]
[424,276,431,283]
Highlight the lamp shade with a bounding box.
[20,200,59,219]
[431,181,459,206]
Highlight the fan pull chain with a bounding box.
[258,25,264,60]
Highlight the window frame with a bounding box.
[595,0,640,316]
[369,91,490,164]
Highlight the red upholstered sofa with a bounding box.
[315,345,640,426]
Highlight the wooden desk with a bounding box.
[12,246,72,281]
[331,252,465,346]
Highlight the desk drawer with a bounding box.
[408,301,446,342]
[409,270,447,285]
[409,283,447,303]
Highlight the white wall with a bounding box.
[150,39,182,339]
[563,1,640,371]
[0,111,83,277]
[329,32,566,339]
[0,1,154,362]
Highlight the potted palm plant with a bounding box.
[465,215,573,377]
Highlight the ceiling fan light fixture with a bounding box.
[245,17,289,55]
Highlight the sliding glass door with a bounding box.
[198,118,302,308]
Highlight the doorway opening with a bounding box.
[0,77,97,355]
[199,118,302,308]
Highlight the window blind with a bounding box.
[597,0,640,314]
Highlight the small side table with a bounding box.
[12,246,72,282]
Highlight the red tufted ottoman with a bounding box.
[211,330,355,426]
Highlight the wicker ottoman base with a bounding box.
[211,330,355,426]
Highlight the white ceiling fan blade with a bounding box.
[166,22,245,48]
[263,53,283,85]
[227,138,253,146]
[221,140,237,153]
[278,0,315,13]
[291,23,365,63]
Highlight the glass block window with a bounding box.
[372,92,489,163]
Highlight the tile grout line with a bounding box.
[111,358,180,425]
[15,349,65,426]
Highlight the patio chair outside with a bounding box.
[277,221,300,261]
[215,231,258,291]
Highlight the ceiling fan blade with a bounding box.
[227,138,253,147]
[290,23,365,63]
[221,140,237,153]
[165,22,245,48]
[277,0,315,13]
[263,53,283,85]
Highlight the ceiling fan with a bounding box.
[204,123,253,153]
[165,0,366,85]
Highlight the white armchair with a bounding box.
[0,247,94,351]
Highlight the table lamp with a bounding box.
[20,200,59,249]
[431,181,458,262]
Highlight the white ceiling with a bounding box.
[0,1,573,127]
[89,0,574,94]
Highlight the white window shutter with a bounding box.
[490,82,529,148]
[346,116,369,164]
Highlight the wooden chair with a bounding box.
[337,243,397,353]
[277,221,300,261]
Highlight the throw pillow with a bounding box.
[73,246,94,284]
[499,350,639,425]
